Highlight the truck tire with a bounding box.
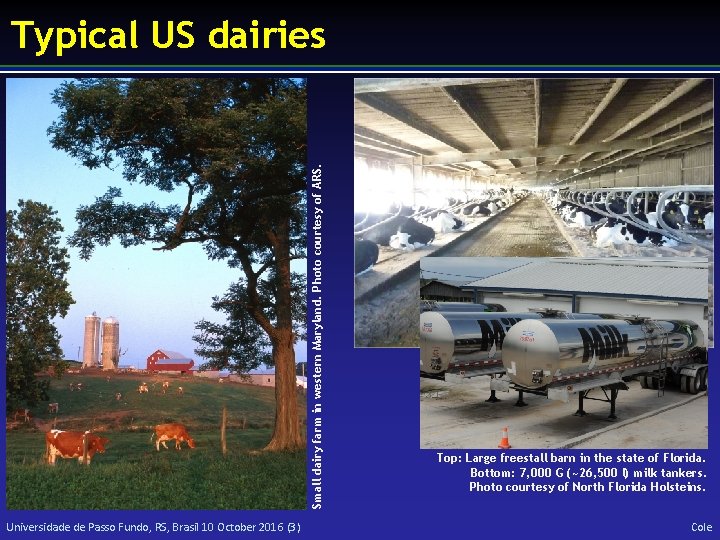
[689,371,702,395]
[639,376,649,389]
[680,374,689,393]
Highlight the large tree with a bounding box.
[6,200,75,409]
[49,78,307,451]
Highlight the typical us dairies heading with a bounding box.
[10,19,326,57]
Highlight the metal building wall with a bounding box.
[682,146,714,185]
[571,145,712,189]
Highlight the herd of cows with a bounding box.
[548,188,714,248]
[9,377,198,467]
[354,188,527,274]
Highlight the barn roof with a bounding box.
[354,78,713,188]
[155,350,192,360]
[463,258,708,302]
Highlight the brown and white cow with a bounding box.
[150,423,196,451]
[138,383,149,394]
[48,402,59,414]
[162,381,170,393]
[176,386,184,396]
[11,408,32,423]
[45,430,109,465]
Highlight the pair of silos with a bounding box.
[82,313,120,371]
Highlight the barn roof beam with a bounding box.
[424,138,646,165]
[354,125,430,156]
[354,147,413,163]
[555,78,627,165]
[423,118,712,167]
[500,135,713,177]
[354,78,514,94]
[573,79,706,164]
[355,135,420,157]
[356,92,474,153]
[592,100,715,162]
[636,100,714,138]
[604,79,706,141]
[441,85,519,169]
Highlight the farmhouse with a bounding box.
[146,349,195,374]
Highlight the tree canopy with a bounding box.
[49,78,307,450]
[6,200,75,409]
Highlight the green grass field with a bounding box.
[6,372,307,509]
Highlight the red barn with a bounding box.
[146,350,195,374]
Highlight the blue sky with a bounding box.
[6,78,307,369]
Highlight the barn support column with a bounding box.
[412,156,424,208]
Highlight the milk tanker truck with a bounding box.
[489,317,707,418]
[420,309,618,381]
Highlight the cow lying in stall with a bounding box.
[150,423,196,451]
[45,429,109,465]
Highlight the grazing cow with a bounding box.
[177,386,184,396]
[218,378,224,383]
[105,376,111,383]
[150,423,196,451]
[45,429,109,465]
[115,392,122,401]
[138,383,149,394]
[12,408,32,423]
[162,381,170,394]
[48,403,59,414]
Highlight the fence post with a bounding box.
[221,406,227,456]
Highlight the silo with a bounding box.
[82,312,101,368]
[101,316,120,371]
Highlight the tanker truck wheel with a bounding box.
[701,367,708,392]
[680,374,689,393]
[639,376,649,389]
[689,371,702,395]
[648,376,659,390]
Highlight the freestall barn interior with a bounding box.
[353,77,714,348]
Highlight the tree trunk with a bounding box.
[265,328,303,451]
[264,218,304,452]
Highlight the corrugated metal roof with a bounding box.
[464,259,708,301]
[157,350,192,360]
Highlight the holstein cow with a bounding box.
[150,423,196,451]
[48,402,59,414]
[45,429,109,465]
[354,237,379,275]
